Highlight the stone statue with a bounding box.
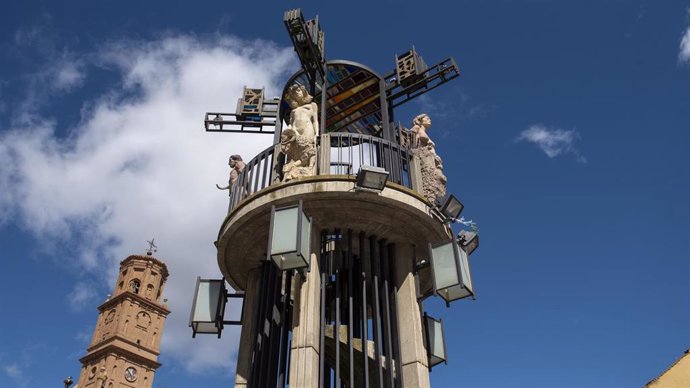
[216,155,246,190]
[279,84,318,182]
[409,114,447,202]
[410,113,434,148]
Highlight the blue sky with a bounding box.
[1,1,689,387]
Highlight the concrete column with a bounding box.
[234,267,262,388]
[409,155,424,194]
[318,134,331,175]
[395,244,431,388]
[289,252,321,388]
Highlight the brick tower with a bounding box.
[77,254,170,388]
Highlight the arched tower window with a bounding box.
[129,279,140,294]
[145,284,154,299]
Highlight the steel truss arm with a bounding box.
[385,57,460,109]
[284,8,326,85]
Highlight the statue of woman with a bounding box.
[279,84,318,181]
[409,113,447,202]
[410,113,433,148]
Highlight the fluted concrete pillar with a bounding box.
[234,268,262,388]
[395,244,431,388]
[289,253,321,388]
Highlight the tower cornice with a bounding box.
[98,291,171,316]
[86,334,161,357]
[120,254,170,280]
[80,343,162,369]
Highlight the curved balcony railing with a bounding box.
[325,133,412,187]
[228,133,415,212]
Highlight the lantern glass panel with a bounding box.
[431,242,460,290]
[271,207,299,255]
[192,322,219,334]
[438,284,472,302]
[300,210,311,261]
[190,279,223,335]
[426,316,446,367]
[459,247,473,292]
[269,203,311,271]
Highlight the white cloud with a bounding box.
[517,124,586,163]
[67,281,99,311]
[0,34,296,374]
[2,363,27,387]
[54,58,85,91]
[680,26,690,64]
[3,364,23,382]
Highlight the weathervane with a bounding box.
[146,238,158,256]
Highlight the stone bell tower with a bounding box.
[77,252,170,388]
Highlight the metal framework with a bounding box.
[203,97,280,135]
[284,9,326,87]
[244,229,406,388]
[204,8,460,142]
[385,57,460,109]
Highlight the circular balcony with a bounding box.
[216,133,450,290]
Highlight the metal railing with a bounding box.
[227,134,413,212]
[326,133,412,188]
[229,145,277,210]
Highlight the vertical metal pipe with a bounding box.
[388,244,403,388]
[380,240,395,388]
[334,231,341,388]
[261,150,270,189]
[249,263,263,388]
[265,267,282,388]
[370,236,384,388]
[277,270,293,387]
[348,133,353,172]
[320,64,328,136]
[359,232,370,388]
[255,263,275,388]
[320,231,327,388]
[347,230,354,386]
[379,78,391,141]
[248,263,268,388]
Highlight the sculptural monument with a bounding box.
[279,84,318,182]
[216,155,246,190]
[410,113,447,202]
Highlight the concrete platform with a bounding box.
[215,175,451,290]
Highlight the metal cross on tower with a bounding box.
[146,238,158,256]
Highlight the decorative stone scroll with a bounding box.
[216,155,246,190]
[279,84,318,182]
[409,113,447,202]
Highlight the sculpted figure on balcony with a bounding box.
[216,154,245,190]
[410,113,447,202]
[411,113,434,148]
[280,84,318,182]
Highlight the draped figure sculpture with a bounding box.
[409,113,447,203]
[279,84,318,182]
